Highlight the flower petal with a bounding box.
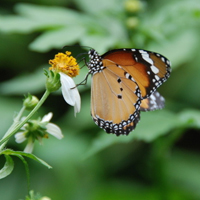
[24,138,34,153]
[74,97,81,116]
[15,132,27,143]
[60,72,76,106]
[42,112,53,123]
[46,123,63,139]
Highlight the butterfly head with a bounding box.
[87,49,105,75]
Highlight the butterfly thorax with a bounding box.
[87,49,105,75]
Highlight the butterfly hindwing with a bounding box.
[140,91,165,111]
[91,59,141,135]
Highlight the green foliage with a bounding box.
[0,155,14,179]
[1,149,52,169]
[0,0,200,199]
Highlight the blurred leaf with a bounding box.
[85,110,179,157]
[168,149,200,199]
[0,16,39,33]
[132,110,179,141]
[2,149,52,169]
[0,4,84,34]
[60,93,92,132]
[80,34,117,53]
[74,0,123,15]
[15,3,82,25]
[30,26,86,52]
[80,16,128,52]
[0,155,14,179]
[85,108,200,157]
[0,97,22,134]
[178,109,200,128]
[147,30,199,69]
[0,67,46,94]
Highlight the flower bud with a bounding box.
[23,94,39,110]
[126,17,139,29]
[125,0,142,13]
[45,70,61,92]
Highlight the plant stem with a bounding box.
[0,90,50,149]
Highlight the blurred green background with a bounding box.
[1,0,200,199]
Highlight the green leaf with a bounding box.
[0,4,84,34]
[0,67,45,95]
[168,149,200,198]
[178,109,200,128]
[29,26,86,52]
[74,0,123,15]
[15,3,81,25]
[0,97,22,134]
[0,16,39,33]
[85,110,179,157]
[0,155,14,179]
[80,34,116,54]
[14,154,31,191]
[2,149,52,169]
[147,30,199,69]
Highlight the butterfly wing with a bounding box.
[140,91,165,111]
[91,59,141,136]
[102,49,171,99]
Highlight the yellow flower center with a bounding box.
[49,51,79,77]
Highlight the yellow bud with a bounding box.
[125,0,142,13]
[126,17,139,29]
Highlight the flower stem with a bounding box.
[0,90,51,149]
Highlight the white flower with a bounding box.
[24,137,34,153]
[59,72,81,116]
[15,131,27,143]
[14,112,63,153]
[41,112,63,139]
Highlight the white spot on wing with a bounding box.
[155,75,160,80]
[141,53,154,65]
[151,65,159,74]
[139,50,146,54]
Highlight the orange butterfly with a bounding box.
[87,48,171,136]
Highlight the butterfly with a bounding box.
[86,48,171,136]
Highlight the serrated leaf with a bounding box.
[0,155,14,179]
[29,26,86,52]
[2,149,52,169]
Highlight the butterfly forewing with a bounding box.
[102,49,171,99]
[91,60,141,135]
